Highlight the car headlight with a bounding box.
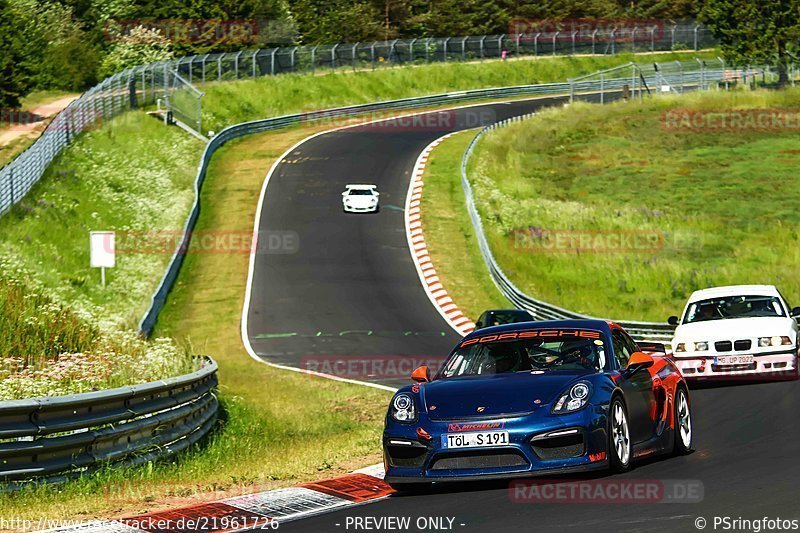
[674,342,686,353]
[694,341,708,351]
[758,336,792,347]
[552,381,592,414]
[390,393,417,422]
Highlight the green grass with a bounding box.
[200,51,716,132]
[464,87,800,321]
[0,125,390,522]
[421,130,509,321]
[0,112,203,330]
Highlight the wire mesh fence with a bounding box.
[0,23,718,217]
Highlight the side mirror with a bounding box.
[375,192,380,196]
[341,191,348,196]
[667,315,680,326]
[627,351,655,372]
[791,307,800,318]
[411,365,430,383]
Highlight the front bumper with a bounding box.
[383,406,609,484]
[674,349,797,379]
[343,203,378,213]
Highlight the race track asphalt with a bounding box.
[246,96,570,388]
[244,95,800,531]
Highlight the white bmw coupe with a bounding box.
[342,184,380,213]
[669,285,800,379]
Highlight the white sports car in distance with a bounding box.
[669,285,800,379]
[342,184,380,213]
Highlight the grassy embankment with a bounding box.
[423,87,800,323]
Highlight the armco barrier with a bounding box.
[140,62,729,338]
[0,357,217,485]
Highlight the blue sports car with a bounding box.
[382,319,693,491]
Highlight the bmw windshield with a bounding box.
[683,295,786,324]
[438,331,608,378]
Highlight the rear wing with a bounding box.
[345,184,377,190]
[638,341,667,355]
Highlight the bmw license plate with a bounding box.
[715,355,754,365]
[442,431,509,449]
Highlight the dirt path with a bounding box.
[0,95,80,160]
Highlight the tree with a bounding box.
[99,25,174,77]
[700,0,800,85]
[0,0,28,107]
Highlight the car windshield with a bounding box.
[683,295,786,323]
[347,189,373,196]
[439,332,607,378]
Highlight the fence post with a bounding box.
[600,72,604,104]
[443,37,450,61]
[235,51,242,78]
[331,44,338,68]
[671,26,676,51]
[291,46,297,71]
[497,35,503,57]
[610,29,616,55]
[352,43,358,70]
[408,38,417,62]
[693,25,699,50]
[9,168,14,206]
[632,27,637,54]
[516,33,521,56]
[423,38,430,63]
[461,37,466,60]
[252,49,259,78]
[591,29,597,54]
[552,32,558,55]
[534,33,540,56]
[479,35,486,59]
[188,57,193,83]
[370,42,376,69]
[217,56,222,81]
[650,27,655,52]
[311,46,318,73]
[271,49,277,75]
[571,31,577,54]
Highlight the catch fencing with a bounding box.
[0,23,715,218]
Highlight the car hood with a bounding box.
[344,195,376,207]
[673,316,796,341]
[422,371,592,421]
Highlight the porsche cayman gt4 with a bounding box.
[383,319,692,491]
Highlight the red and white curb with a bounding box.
[405,133,476,337]
[43,465,392,532]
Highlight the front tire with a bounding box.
[609,397,632,473]
[673,387,693,455]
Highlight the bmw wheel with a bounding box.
[673,387,693,454]
[609,397,631,472]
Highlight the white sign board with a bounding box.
[90,231,116,268]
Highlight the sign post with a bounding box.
[90,231,116,287]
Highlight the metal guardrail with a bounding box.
[140,63,739,337]
[0,357,217,485]
[140,80,618,334]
